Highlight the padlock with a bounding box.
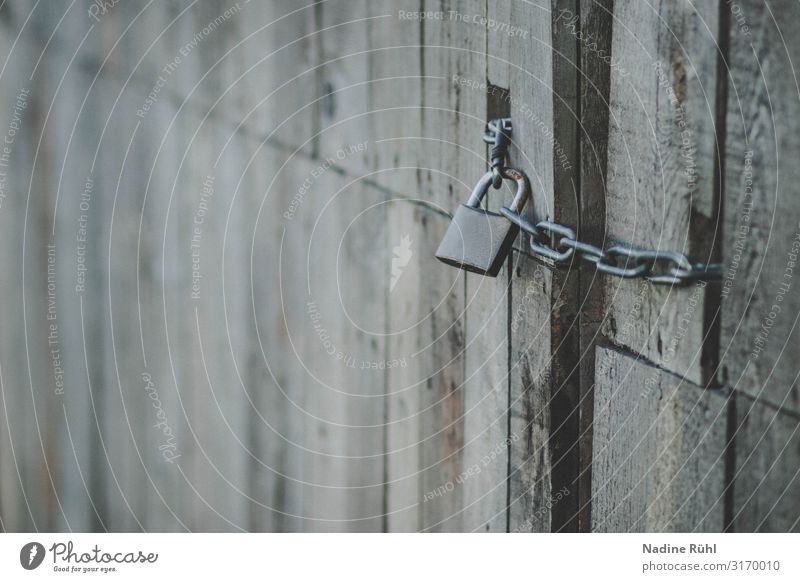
[435,167,530,277]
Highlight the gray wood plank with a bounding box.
[365,0,427,532]
[602,0,722,385]
[276,155,325,533]
[731,394,800,532]
[415,0,500,532]
[493,0,582,532]
[457,0,509,533]
[95,82,157,532]
[508,256,554,533]
[719,0,800,534]
[720,0,800,414]
[292,0,385,532]
[173,111,251,531]
[293,169,386,532]
[0,25,55,531]
[235,0,319,154]
[577,0,614,532]
[591,346,727,532]
[134,90,190,532]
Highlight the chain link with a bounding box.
[500,207,721,285]
[482,118,722,285]
[483,118,513,190]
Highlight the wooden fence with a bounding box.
[0,0,798,532]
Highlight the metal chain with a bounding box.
[482,118,513,190]
[499,207,722,285]
[481,118,721,285]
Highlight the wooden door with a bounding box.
[587,0,800,533]
[0,0,798,533]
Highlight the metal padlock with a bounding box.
[435,167,530,277]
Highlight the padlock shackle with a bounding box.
[465,168,530,213]
[502,167,530,213]
[465,171,496,208]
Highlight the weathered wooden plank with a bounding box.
[291,167,385,532]
[415,0,500,532]
[232,135,301,533]
[316,0,372,177]
[508,256,553,533]
[285,0,385,532]
[243,4,322,532]
[591,346,727,532]
[476,0,547,535]
[457,0,510,532]
[536,0,581,534]
[364,0,427,532]
[275,155,326,533]
[383,200,423,532]
[0,4,103,533]
[718,0,800,534]
[731,394,800,532]
[94,82,158,532]
[602,0,722,385]
[577,0,614,532]
[720,0,800,414]
[234,0,319,153]
[0,19,53,531]
[133,90,191,532]
[490,0,581,532]
[170,110,252,531]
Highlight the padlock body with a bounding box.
[435,204,519,277]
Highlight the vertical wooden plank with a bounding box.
[0,14,49,531]
[95,82,150,532]
[486,0,532,534]
[51,50,108,532]
[508,255,553,533]
[24,9,105,531]
[720,0,800,415]
[175,110,252,531]
[417,0,494,532]
[376,0,472,533]
[278,155,323,532]
[365,0,426,532]
[235,0,319,153]
[135,90,189,532]
[720,0,800,531]
[454,0,509,533]
[537,0,581,533]
[591,346,727,532]
[602,0,721,385]
[576,0,613,532]
[219,0,319,532]
[239,142,320,532]
[731,395,800,532]
[291,168,386,532]
[287,0,384,532]
[244,3,325,529]
[490,0,581,532]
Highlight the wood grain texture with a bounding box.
[492,0,582,532]
[3,0,800,535]
[731,394,800,532]
[0,20,51,532]
[577,0,614,532]
[454,0,509,534]
[602,0,721,385]
[591,346,727,532]
[292,0,385,532]
[365,0,428,532]
[720,0,800,414]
